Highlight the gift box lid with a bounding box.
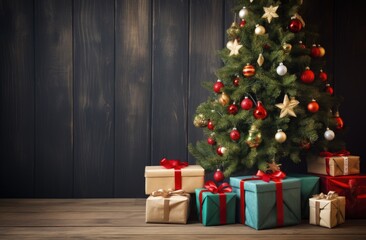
[145,165,204,178]
[230,176,300,193]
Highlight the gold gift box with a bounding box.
[144,165,204,194]
[309,192,345,228]
[307,155,360,176]
[145,190,190,224]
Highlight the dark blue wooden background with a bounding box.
[1,0,365,198]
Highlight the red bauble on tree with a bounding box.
[289,17,303,33]
[298,40,306,49]
[241,96,253,110]
[311,44,321,58]
[207,135,216,145]
[233,76,240,86]
[228,103,238,115]
[216,146,226,156]
[319,69,328,82]
[230,128,240,141]
[307,99,319,113]
[325,84,334,95]
[253,101,267,119]
[334,111,344,130]
[213,169,225,182]
[213,80,224,93]
[301,67,315,83]
[239,19,246,28]
[300,139,311,150]
[243,63,256,77]
[207,120,215,130]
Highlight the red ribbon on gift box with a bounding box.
[199,181,232,225]
[160,158,188,190]
[240,170,286,226]
[319,150,350,175]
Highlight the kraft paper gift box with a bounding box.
[288,174,319,218]
[145,158,204,195]
[309,191,345,228]
[317,174,366,218]
[195,182,236,226]
[146,189,190,224]
[230,173,301,230]
[307,153,360,176]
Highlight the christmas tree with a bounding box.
[188,0,346,178]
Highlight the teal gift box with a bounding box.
[230,175,301,230]
[288,174,319,219]
[195,188,236,226]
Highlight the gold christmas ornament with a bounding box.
[219,92,230,106]
[246,124,262,148]
[275,94,299,118]
[275,129,287,143]
[257,53,264,66]
[254,24,266,35]
[227,22,240,39]
[193,114,208,128]
[267,160,282,173]
[262,5,279,23]
[283,43,292,53]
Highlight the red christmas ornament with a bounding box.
[233,76,240,86]
[307,99,319,113]
[325,84,334,95]
[216,146,226,156]
[239,19,246,28]
[298,41,306,49]
[263,44,271,50]
[228,103,238,115]
[230,128,240,141]
[207,120,215,130]
[253,101,267,119]
[319,70,328,82]
[334,111,344,130]
[289,18,303,33]
[213,169,225,182]
[300,139,311,150]
[301,67,315,84]
[207,136,216,145]
[241,96,253,110]
[311,44,321,58]
[243,63,256,77]
[213,80,224,93]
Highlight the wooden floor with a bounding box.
[0,199,365,239]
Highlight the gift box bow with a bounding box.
[160,158,189,190]
[151,189,190,198]
[204,181,232,194]
[319,150,350,157]
[313,191,339,200]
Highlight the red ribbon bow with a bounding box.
[319,150,350,175]
[160,158,188,190]
[204,180,232,194]
[255,170,286,182]
[199,181,232,225]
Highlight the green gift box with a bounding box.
[195,188,236,226]
[230,175,301,230]
[288,174,319,218]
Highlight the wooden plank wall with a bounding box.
[0,0,365,198]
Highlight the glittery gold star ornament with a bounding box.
[226,39,243,56]
[275,94,299,118]
[262,5,279,23]
[267,160,282,173]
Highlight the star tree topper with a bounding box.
[262,5,279,23]
[275,94,299,118]
[227,39,242,56]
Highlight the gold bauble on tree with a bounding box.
[193,114,208,128]
[246,124,262,148]
[219,92,230,106]
[226,22,240,39]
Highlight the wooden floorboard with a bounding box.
[0,199,365,239]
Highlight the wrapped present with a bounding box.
[317,174,366,218]
[307,151,360,176]
[288,174,319,218]
[230,171,301,230]
[195,181,236,226]
[146,189,190,224]
[145,158,204,194]
[309,191,345,228]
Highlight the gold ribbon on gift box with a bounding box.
[150,189,190,222]
[313,191,345,226]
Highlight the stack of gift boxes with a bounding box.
[144,153,363,229]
